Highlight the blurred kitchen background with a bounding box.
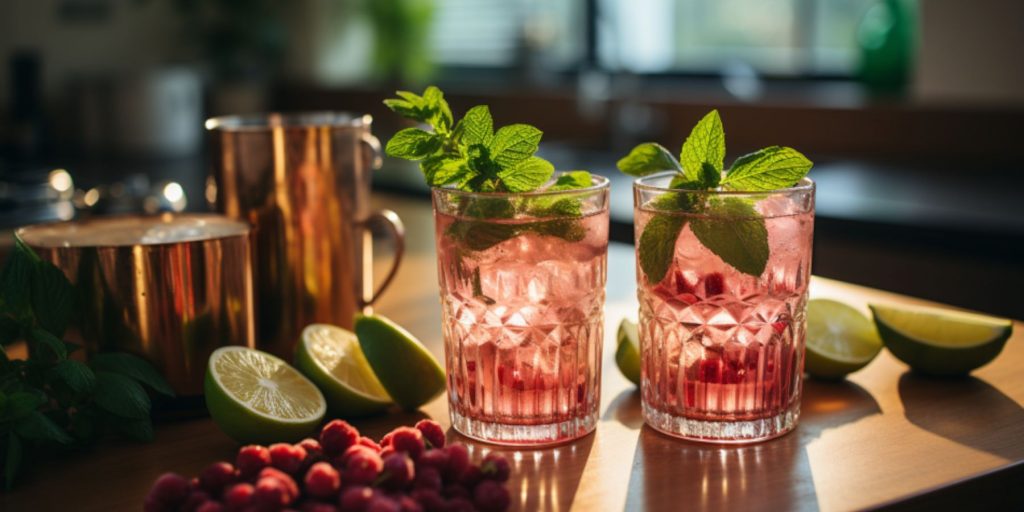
[0,0,1022,317]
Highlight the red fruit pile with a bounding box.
[144,420,510,512]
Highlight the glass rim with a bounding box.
[204,111,372,131]
[633,172,814,195]
[431,173,610,199]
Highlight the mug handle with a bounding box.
[360,209,405,309]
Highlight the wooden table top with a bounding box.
[4,194,1022,512]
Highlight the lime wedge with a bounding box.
[295,324,392,418]
[805,299,883,379]
[870,303,1013,376]
[354,313,445,411]
[616,318,641,386]
[205,346,326,444]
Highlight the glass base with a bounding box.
[449,408,597,447]
[642,400,801,444]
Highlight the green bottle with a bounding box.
[857,0,917,94]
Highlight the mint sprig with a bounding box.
[384,86,595,250]
[618,110,812,281]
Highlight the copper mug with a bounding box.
[206,112,404,358]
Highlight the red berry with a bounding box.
[182,490,210,512]
[358,436,382,452]
[236,445,271,478]
[409,489,445,512]
[459,465,482,487]
[414,420,445,449]
[397,495,424,512]
[480,453,510,482]
[413,466,442,491]
[320,420,360,456]
[443,444,470,481]
[380,452,415,490]
[253,477,290,509]
[344,446,384,485]
[380,445,397,459]
[269,443,308,475]
[222,483,255,510]
[196,502,224,512]
[704,272,725,296]
[418,449,449,472]
[147,473,190,506]
[259,467,299,501]
[445,497,475,512]
[300,502,338,512]
[380,432,395,448]
[473,480,510,512]
[339,485,374,511]
[366,495,401,512]
[303,462,341,499]
[442,485,471,500]
[298,438,324,459]
[199,462,237,494]
[388,427,425,460]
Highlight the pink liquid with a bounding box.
[435,210,608,445]
[637,196,813,442]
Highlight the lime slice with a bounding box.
[870,303,1013,376]
[295,324,392,417]
[616,318,641,386]
[354,313,445,411]
[805,299,883,379]
[205,346,326,444]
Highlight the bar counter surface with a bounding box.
[3,194,1022,511]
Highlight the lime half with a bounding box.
[354,313,445,411]
[805,299,883,380]
[870,303,1013,376]
[205,346,326,444]
[616,318,641,386]
[295,324,392,417]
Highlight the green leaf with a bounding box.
[5,433,21,489]
[93,371,152,418]
[465,197,515,219]
[0,238,37,315]
[691,198,769,277]
[720,146,813,191]
[454,105,494,147]
[638,215,686,283]
[422,86,453,133]
[549,170,592,191]
[15,411,72,444]
[2,391,45,421]
[427,158,474,187]
[90,353,174,396]
[31,260,76,338]
[28,327,67,361]
[525,219,586,242]
[489,124,543,169]
[446,221,519,252]
[0,315,20,345]
[51,360,96,394]
[616,143,682,177]
[498,156,554,193]
[385,128,442,160]
[113,418,154,442]
[680,110,726,181]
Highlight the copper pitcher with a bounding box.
[206,112,404,358]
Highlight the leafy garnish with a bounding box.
[619,110,812,280]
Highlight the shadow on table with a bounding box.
[898,371,1024,460]
[603,388,643,429]
[450,431,596,511]
[621,378,881,511]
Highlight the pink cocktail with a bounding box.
[432,175,609,445]
[634,174,814,442]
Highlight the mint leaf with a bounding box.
[638,215,685,283]
[490,124,542,169]
[94,371,152,418]
[426,157,474,188]
[0,238,37,315]
[721,146,812,191]
[550,170,592,191]
[91,353,174,396]
[691,198,769,277]
[50,359,96,394]
[525,218,586,242]
[14,412,71,444]
[447,221,518,252]
[31,258,76,338]
[497,156,553,192]
[2,391,44,420]
[454,105,494,147]
[422,86,453,133]
[465,197,515,219]
[29,327,66,361]
[385,128,442,160]
[5,433,21,489]
[616,143,682,177]
[680,110,725,181]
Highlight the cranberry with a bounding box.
[409,489,446,512]
[397,495,424,512]
[302,462,341,499]
[344,446,384,485]
[146,473,190,507]
[388,427,425,460]
[222,483,255,510]
[413,466,442,491]
[443,444,470,481]
[380,445,397,459]
[259,467,300,500]
[414,420,446,449]
[380,432,395,448]
[473,480,510,512]
[300,502,339,512]
[339,485,375,511]
[459,465,482,487]
[254,476,292,509]
[199,461,237,494]
[480,453,510,482]
[442,484,471,500]
[196,502,224,512]
[380,452,415,490]
[320,420,360,456]
[366,495,401,512]
[358,436,382,452]
[298,438,324,459]
[418,449,449,472]
[704,272,725,296]
[236,445,271,478]
[269,443,308,475]
[445,497,475,512]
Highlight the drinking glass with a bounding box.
[634,173,814,442]
[432,174,610,445]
